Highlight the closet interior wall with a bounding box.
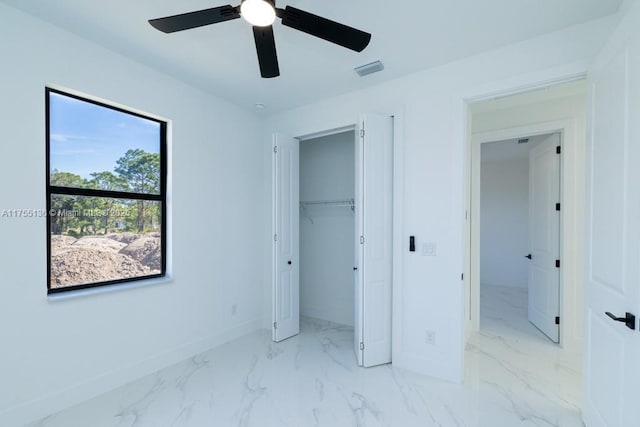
[299,131,356,327]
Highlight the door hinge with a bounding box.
[556,146,561,154]
[360,128,365,138]
[274,233,278,242]
[555,259,561,268]
[273,322,278,330]
[555,316,560,325]
[555,203,561,211]
[360,235,365,244]
[359,342,364,350]
[273,145,278,153]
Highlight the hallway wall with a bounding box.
[480,153,529,288]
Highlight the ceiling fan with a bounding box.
[149,0,372,78]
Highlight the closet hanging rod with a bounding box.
[299,199,355,208]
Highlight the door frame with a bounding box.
[271,109,405,363]
[465,116,581,353]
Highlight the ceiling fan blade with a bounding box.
[279,6,371,52]
[253,26,280,78]
[149,6,240,33]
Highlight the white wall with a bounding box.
[264,16,615,382]
[299,132,355,326]
[480,154,529,288]
[0,4,265,426]
[472,95,586,360]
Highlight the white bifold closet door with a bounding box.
[272,133,300,342]
[355,114,393,367]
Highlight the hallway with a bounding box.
[468,284,582,425]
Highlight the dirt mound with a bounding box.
[104,232,141,244]
[51,235,77,251]
[72,236,127,252]
[50,233,162,288]
[141,251,161,272]
[50,246,151,289]
[119,236,161,270]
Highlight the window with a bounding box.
[46,88,167,294]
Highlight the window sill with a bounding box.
[47,276,173,302]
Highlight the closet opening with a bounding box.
[299,130,357,330]
[272,114,394,367]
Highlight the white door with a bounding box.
[583,5,640,425]
[355,114,393,367]
[272,133,300,342]
[354,128,364,365]
[527,134,561,343]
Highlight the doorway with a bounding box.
[465,80,586,360]
[463,81,586,420]
[271,114,394,368]
[479,133,561,343]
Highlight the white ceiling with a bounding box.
[1,0,622,113]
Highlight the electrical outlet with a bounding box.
[425,330,435,345]
[231,304,238,316]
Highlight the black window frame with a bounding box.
[46,87,167,294]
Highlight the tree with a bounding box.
[50,170,88,188]
[50,170,88,234]
[114,149,160,232]
[89,171,130,233]
[89,171,129,192]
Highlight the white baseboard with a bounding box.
[300,307,354,328]
[2,319,262,427]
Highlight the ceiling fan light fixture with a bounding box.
[240,0,276,27]
[149,2,372,78]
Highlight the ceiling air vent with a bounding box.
[354,60,384,77]
[517,138,530,144]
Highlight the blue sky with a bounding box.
[49,92,160,179]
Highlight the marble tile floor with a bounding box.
[27,287,582,427]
